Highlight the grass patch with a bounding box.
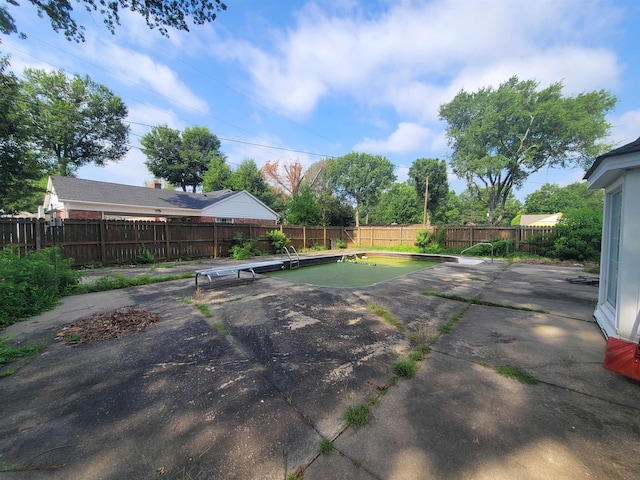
[195,304,212,318]
[343,404,372,428]
[178,297,194,304]
[438,303,471,335]
[286,468,304,480]
[64,334,83,344]
[408,351,425,362]
[393,359,418,378]
[368,304,406,332]
[75,272,193,294]
[421,291,548,313]
[0,337,44,376]
[583,265,600,274]
[319,439,334,455]
[496,365,539,385]
[212,321,230,335]
[469,276,485,281]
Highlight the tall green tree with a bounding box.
[202,156,232,192]
[22,68,129,177]
[1,0,227,42]
[0,58,44,213]
[407,158,449,225]
[371,183,422,225]
[326,152,396,227]
[439,76,616,225]
[524,182,604,214]
[286,184,322,226]
[142,125,223,192]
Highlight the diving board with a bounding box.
[195,260,284,288]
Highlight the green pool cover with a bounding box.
[264,256,438,287]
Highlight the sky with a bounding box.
[2,0,640,201]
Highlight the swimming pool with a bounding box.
[264,256,438,287]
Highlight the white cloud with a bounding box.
[214,0,623,123]
[85,39,210,114]
[354,122,434,154]
[609,109,640,147]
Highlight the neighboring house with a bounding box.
[584,136,640,345]
[519,213,563,226]
[41,176,279,225]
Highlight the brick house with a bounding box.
[42,176,279,225]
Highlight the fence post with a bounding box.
[164,222,171,261]
[303,225,306,248]
[34,218,41,251]
[100,220,107,265]
[515,226,521,251]
[213,222,218,259]
[469,226,474,247]
[323,226,327,249]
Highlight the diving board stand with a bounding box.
[195,260,284,288]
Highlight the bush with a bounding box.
[552,209,602,262]
[230,232,261,260]
[265,230,289,253]
[415,229,431,250]
[0,247,79,328]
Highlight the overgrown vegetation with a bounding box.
[0,337,44,376]
[229,232,260,260]
[552,208,603,262]
[74,272,193,294]
[265,229,289,253]
[0,247,79,328]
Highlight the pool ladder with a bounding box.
[283,246,300,269]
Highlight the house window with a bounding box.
[216,217,234,224]
[605,189,622,308]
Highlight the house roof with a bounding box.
[49,176,237,210]
[584,136,640,188]
[520,213,563,226]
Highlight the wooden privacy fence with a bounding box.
[0,219,556,267]
[444,225,555,253]
[0,219,347,267]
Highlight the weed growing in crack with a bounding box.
[212,321,230,335]
[496,365,539,384]
[319,439,334,455]
[343,404,372,428]
[196,304,212,318]
[368,304,406,332]
[393,359,418,378]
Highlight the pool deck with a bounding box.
[1,253,638,479]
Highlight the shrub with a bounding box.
[335,238,346,249]
[415,229,431,250]
[265,230,289,253]
[136,244,155,264]
[230,232,262,260]
[552,208,602,262]
[0,247,79,327]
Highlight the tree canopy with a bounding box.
[407,158,449,225]
[21,68,129,177]
[286,184,322,226]
[371,183,422,225]
[0,58,43,213]
[326,152,396,227]
[261,159,305,197]
[1,0,227,42]
[439,76,616,225]
[142,125,223,192]
[524,182,603,214]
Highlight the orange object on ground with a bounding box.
[603,337,640,381]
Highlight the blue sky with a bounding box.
[3,0,640,201]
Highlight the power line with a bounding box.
[124,120,336,159]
